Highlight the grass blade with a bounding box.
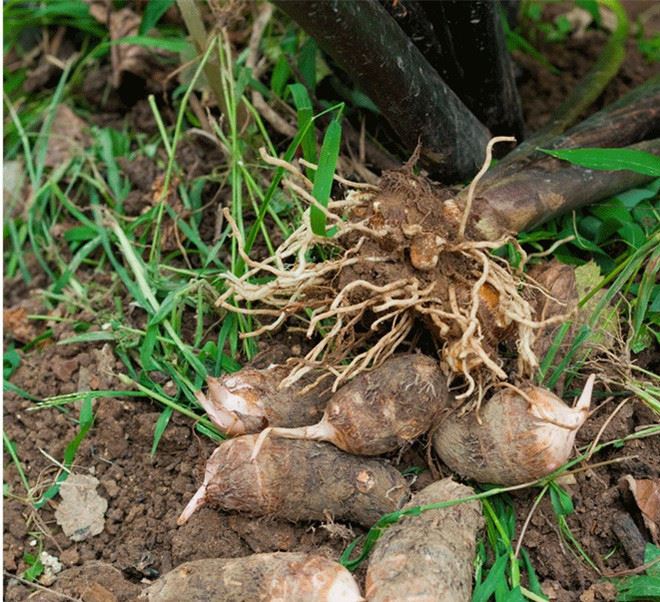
[310,118,342,236]
[540,147,660,177]
[289,83,317,177]
[151,407,173,455]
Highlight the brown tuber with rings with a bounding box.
[250,354,450,458]
[432,374,595,485]
[178,434,409,527]
[365,478,483,602]
[139,553,363,602]
[195,363,332,436]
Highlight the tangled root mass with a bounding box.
[217,140,573,405]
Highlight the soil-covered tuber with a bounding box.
[178,434,409,526]
[365,478,483,602]
[433,375,595,485]
[139,553,363,601]
[252,354,450,456]
[195,363,332,436]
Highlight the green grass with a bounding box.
[3,3,660,599]
[2,1,345,458]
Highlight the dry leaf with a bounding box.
[45,105,91,168]
[38,551,63,586]
[55,474,108,542]
[621,475,660,543]
[85,1,172,89]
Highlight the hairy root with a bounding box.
[216,141,576,403]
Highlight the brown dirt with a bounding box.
[516,21,659,132]
[4,298,658,601]
[4,8,660,602]
[2,326,356,601]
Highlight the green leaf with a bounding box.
[113,35,191,54]
[297,37,317,90]
[139,0,176,34]
[645,543,660,577]
[549,483,574,516]
[151,406,173,455]
[271,55,291,97]
[615,184,658,209]
[195,422,224,442]
[520,549,548,599]
[64,225,98,243]
[616,575,660,601]
[618,221,646,249]
[540,147,660,177]
[288,83,317,177]
[310,118,342,236]
[140,325,160,371]
[57,331,115,345]
[147,289,180,327]
[472,554,508,602]
[33,397,94,509]
[4,348,21,380]
[22,553,44,582]
[590,199,630,228]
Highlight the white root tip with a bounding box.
[250,427,273,461]
[177,484,207,526]
[575,374,596,414]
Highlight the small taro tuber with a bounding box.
[195,363,332,436]
[178,434,409,526]
[252,354,450,456]
[528,260,578,362]
[433,375,595,485]
[365,478,483,602]
[139,553,363,602]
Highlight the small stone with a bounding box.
[38,551,63,586]
[55,474,107,542]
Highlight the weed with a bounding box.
[613,543,660,601]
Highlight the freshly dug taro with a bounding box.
[217,144,566,405]
[195,363,332,436]
[528,260,578,361]
[366,478,483,602]
[433,375,595,485]
[252,353,450,457]
[139,553,363,601]
[178,434,409,526]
